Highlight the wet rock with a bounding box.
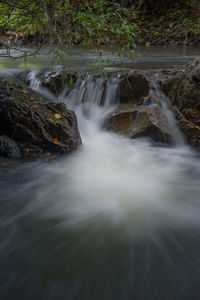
[17,70,31,83]
[163,57,200,149]
[36,66,77,95]
[0,135,22,158]
[18,66,78,95]
[117,72,149,105]
[172,106,200,149]
[182,108,200,127]
[163,57,200,111]
[103,104,174,144]
[0,78,82,159]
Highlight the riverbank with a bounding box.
[134,3,200,46]
[0,2,199,48]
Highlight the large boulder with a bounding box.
[162,57,200,149]
[0,78,82,158]
[103,104,176,144]
[117,71,149,105]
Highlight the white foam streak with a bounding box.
[28,71,56,102]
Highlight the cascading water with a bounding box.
[27,71,56,102]
[1,70,200,300]
[148,80,185,144]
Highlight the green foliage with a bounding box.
[186,0,198,8]
[0,0,139,54]
[0,1,44,33]
[67,0,139,52]
[183,15,200,35]
[196,18,200,34]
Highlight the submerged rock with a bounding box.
[103,104,175,144]
[162,57,200,149]
[0,78,82,159]
[117,72,149,105]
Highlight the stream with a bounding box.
[0,47,200,300]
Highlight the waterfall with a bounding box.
[147,80,186,145]
[27,69,185,146]
[27,71,57,102]
[1,67,200,300]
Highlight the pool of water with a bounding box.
[0,45,199,73]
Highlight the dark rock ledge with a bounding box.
[162,57,200,150]
[0,78,82,160]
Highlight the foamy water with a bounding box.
[1,72,200,299]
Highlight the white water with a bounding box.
[28,71,56,102]
[25,72,200,234]
[1,70,200,300]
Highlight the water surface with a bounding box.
[0,45,199,73]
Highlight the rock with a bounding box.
[16,70,31,84]
[18,66,78,95]
[162,57,200,149]
[182,108,200,127]
[0,78,82,158]
[36,66,77,95]
[163,57,200,111]
[172,106,200,149]
[117,72,149,105]
[0,135,22,158]
[103,104,175,144]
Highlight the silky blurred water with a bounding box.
[1,48,200,300]
[1,98,200,300]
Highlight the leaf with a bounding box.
[49,118,54,123]
[9,96,15,101]
[68,78,73,85]
[53,138,59,144]
[53,138,62,145]
[54,113,61,119]
[32,103,38,109]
